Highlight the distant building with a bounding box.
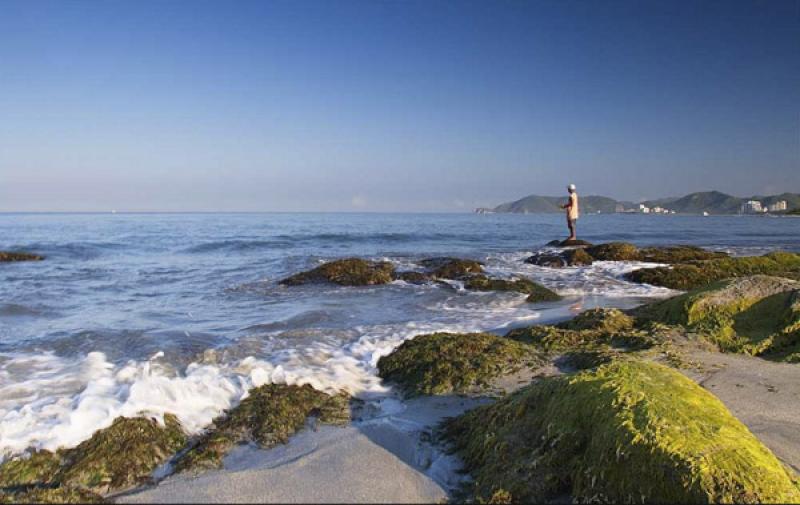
[639,204,650,214]
[768,201,787,212]
[615,203,625,213]
[474,207,494,214]
[741,200,763,214]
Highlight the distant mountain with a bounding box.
[489,191,800,215]
[492,195,618,214]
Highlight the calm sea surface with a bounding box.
[1,212,798,456]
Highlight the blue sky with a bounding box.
[1,0,798,211]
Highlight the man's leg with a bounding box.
[568,219,576,240]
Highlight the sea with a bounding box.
[1,212,799,458]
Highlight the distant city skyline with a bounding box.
[1,0,798,212]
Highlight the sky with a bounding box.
[0,0,798,212]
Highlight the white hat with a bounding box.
[568,184,576,191]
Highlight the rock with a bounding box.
[585,242,640,261]
[395,271,432,284]
[377,332,542,396]
[634,275,800,358]
[175,384,349,473]
[558,238,593,247]
[626,251,800,290]
[0,486,105,504]
[279,258,395,286]
[525,248,593,267]
[506,308,656,353]
[418,257,483,279]
[524,252,565,268]
[0,251,43,262]
[441,360,800,503]
[463,275,561,302]
[0,415,187,497]
[638,245,728,263]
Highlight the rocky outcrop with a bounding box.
[527,242,727,268]
[175,384,349,473]
[442,360,800,503]
[377,332,542,396]
[463,275,561,302]
[634,275,800,360]
[417,257,483,279]
[0,251,43,262]
[626,251,800,290]
[0,415,187,498]
[526,248,593,267]
[280,258,395,286]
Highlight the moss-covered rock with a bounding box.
[279,258,395,286]
[56,415,186,494]
[0,486,105,504]
[635,275,800,357]
[558,307,634,333]
[463,275,561,303]
[525,248,593,267]
[626,251,800,290]
[175,384,349,473]
[419,257,484,279]
[377,332,542,396]
[0,415,187,498]
[395,271,432,284]
[638,245,728,263]
[557,238,593,247]
[586,242,640,261]
[442,360,800,503]
[0,251,43,262]
[505,308,649,354]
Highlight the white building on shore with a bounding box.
[768,200,787,212]
[741,200,764,214]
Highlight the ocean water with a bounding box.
[1,212,799,457]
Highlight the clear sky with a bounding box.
[1,0,798,212]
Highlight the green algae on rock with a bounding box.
[0,486,105,504]
[463,275,561,302]
[585,242,640,261]
[279,258,395,286]
[526,248,593,267]
[377,332,542,396]
[626,251,800,290]
[395,271,432,284]
[175,384,350,473]
[442,360,800,504]
[634,275,800,358]
[418,257,484,279]
[0,415,187,499]
[0,251,44,262]
[505,308,652,354]
[56,415,187,494]
[637,245,727,263]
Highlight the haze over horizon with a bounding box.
[1,0,798,212]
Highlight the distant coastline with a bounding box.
[480,190,800,216]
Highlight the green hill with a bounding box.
[493,195,618,214]
[490,191,800,215]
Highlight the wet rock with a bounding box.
[637,245,728,263]
[279,258,395,286]
[463,275,561,302]
[395,271,433,284]
[557,238,593,247]
[418,257,483,279]
[626,251,800,290]
[585,242,639,261]
[0,486,105,504]
[0,251,43,262]
[442,360,800,503]
[634,275,800,358]
[525,248,593,267]
[0,415,187,498]
[377,332,542,396]
[175,384,349,473]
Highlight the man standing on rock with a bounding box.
[562,184,579,241]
